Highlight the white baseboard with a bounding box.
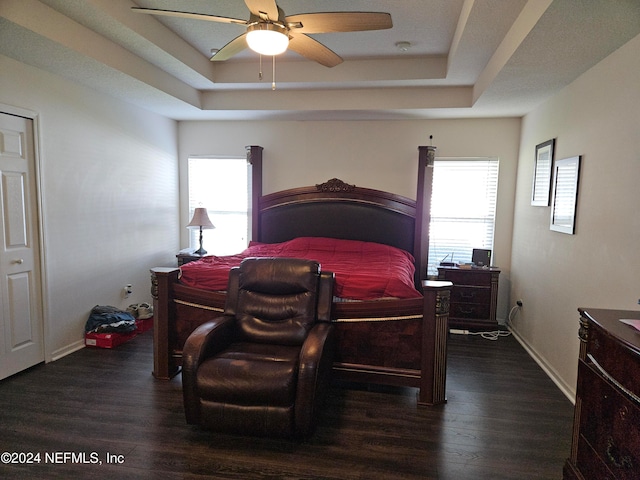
[49,338,85,362]
[508,326,576,405]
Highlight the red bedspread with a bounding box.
[179,237,421,300]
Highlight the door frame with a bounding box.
[1,103,50,363]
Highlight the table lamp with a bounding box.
[186,208,215,255]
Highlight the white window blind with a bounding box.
[188,157,249,256]
[427,158,499,275]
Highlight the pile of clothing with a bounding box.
[84,305,136,334]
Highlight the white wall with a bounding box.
[178,117,521,322]
[0,54,179,360]
[511,33,640,399]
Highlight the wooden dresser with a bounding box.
[563,308,640,480]
[437,266,500,330]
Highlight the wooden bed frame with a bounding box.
[150,146,452,406]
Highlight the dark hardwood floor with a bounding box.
[0,329,574,480]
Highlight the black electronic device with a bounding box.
[472,248,491,267]
[439,252,456,267]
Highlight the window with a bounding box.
[427,158,499,275]
[188,156,249,256]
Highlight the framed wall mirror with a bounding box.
[531,139,555,206]
[550,155,581,234]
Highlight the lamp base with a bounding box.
[193,247,207,256]
[194,226,207,256]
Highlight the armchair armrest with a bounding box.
[294,322,336,437]
[182,315,236,424]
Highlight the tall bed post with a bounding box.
[417,145,448,407]
[415,145,436,284]
[150,267,180,380]
[246,145,263,242]
[419,280,451,406]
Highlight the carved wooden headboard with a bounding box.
[256,178,417,255]
[246,145,434,285]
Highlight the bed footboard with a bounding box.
[151,267,226,380]
[330,280,451,406]
[150,268,452,405]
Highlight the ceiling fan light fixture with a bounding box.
[246,23,289,56]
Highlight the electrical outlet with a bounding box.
[123,284,133,299]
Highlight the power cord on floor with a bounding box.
[468,329,511,341]
[507,304,521,325]
[449,301,522,341]
[449,328,511,340]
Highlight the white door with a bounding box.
[0,112,44,380]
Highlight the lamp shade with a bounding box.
[246,23,289,56]
[187,208,215,229]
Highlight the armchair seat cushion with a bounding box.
[196,342,300,406]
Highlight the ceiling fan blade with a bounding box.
[210,33,248,62]
[244,0,279,21]
[288,34,343,68]
[131,7,247,25]
[286,12,392,33]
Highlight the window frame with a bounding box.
[187,155,250,256]
[427,157,499,275]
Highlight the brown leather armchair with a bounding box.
[182,257,335,439]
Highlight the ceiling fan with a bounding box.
[132,0,392,67]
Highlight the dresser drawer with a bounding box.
[451,286,491,304]
[587,324,640,399]
[577,361,640,480]
[576,436,616,480]
[564,309,640,480]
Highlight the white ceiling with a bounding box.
[2,0,639,121]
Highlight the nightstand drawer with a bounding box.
[440,269,492,286]
[451,286,491,304]
[450,302,491,319]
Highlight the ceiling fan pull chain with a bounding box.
[272,55,276,90]
[258,54,263,81]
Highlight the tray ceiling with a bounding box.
[1,0,639,120]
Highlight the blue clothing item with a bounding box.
[85,305,136,333]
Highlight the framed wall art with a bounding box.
[550,155,581,234]
[531,139,555,206]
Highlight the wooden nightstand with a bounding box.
[437,266,500,331]
[176,248,207,266]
